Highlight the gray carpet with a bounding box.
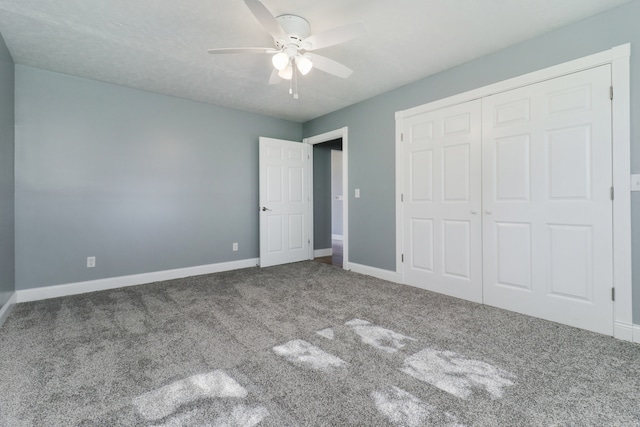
[0,261,639,426]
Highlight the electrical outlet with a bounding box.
[631,174,640,191]
[87,256,96,268]
[232,242,238,252]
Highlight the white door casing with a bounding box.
[259,137,310,268]
[401,100,483,303]
[305,127,350,270]
[482,65,613,335]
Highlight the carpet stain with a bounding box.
[400,348,515,399]
[315,327,335,340]
[273,339,347,371]
[133,370,247,421]
[346,318,417,353]
[371,385,432,427]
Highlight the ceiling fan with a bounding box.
[207,0,366,98]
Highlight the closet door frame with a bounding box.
[395,43,632,341]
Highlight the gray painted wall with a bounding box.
[14,65,302,290]
[331,150,343,236]
[0,31,14,309]
[313,146,331,250]
[313,139,342,250]
[303,1,640,320]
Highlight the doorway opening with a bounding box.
[305,127,349,270]
[312,140,343,267]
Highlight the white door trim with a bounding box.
[396,43,632,340]
[611,44,632,340]
[304,127,349,270]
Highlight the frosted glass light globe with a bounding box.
[272,52,289,71]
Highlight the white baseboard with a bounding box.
[613,322,640,344]
[314,248,332,258]
[633,324,640,344]
[0,292,16,328]
[345,268,639,344]
[16,258,259,303]
[614,321,634,342]
[332,234,344,241]
[348,262,402,284]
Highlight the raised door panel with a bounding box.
[288,214,304,250]
[547,225,592,301]
[410,150,433,202]
[288,167,304,203]
[266,165,283,203]
[266,215,284,254]
[411,219,434,272]
[442,144,470,202]
[495,222,532,291]
[442,220,471,280]
[547,126,591,200]
[495,135,531,201]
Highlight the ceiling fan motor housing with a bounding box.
[275,15,311,48]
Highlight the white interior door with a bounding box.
[259,137,310,268]
[402,100,483,302]
[482,65,613,334]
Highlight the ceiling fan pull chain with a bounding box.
[293,64,299,99]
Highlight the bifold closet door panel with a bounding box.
[481,65,614,335]
[402,100,483,303]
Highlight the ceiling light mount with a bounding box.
[274,15,311,48]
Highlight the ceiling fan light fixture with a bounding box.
[207,0,366,96]
[272,52,289,70]
[278,64,293,80]
[296,55,313,75]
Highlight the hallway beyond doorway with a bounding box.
[315,239,343,268]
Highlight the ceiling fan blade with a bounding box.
[207,47,278,54]
[306,53,353,79]
[301,22,366,51]
[244,0,288,41]
[268,68,282,85]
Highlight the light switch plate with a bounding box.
[631,174,640,191]
[355,189,360,198]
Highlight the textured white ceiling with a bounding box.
[0,0,631,122]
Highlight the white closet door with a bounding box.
[402,100,483,303]
[482,65,613,334]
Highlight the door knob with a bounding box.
[261,207,272,212]
[471,210,478,215]
[485,210,492,215]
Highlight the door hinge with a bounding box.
[610,86,613,100]
[612,287,615,301]
[308,239,311,245]
[611,186,614,200]
[401,133,404,141]
[401,254,404,262]
[401,193,404,202]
